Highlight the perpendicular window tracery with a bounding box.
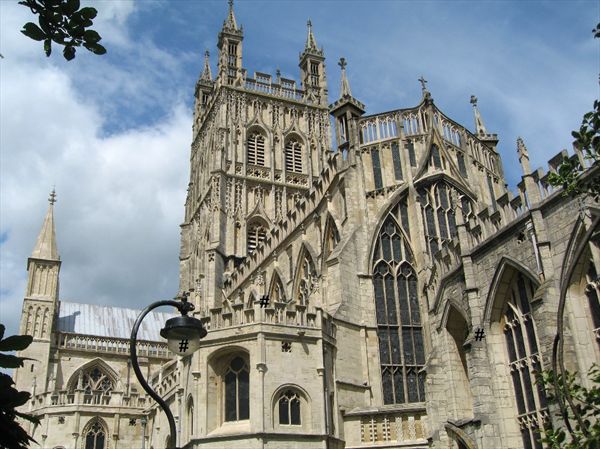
[418,182,458,255]
[224,356,249,422]
[285,139,303,173]
[247,132,266,166]
[372,214,425,404]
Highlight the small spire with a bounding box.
[338,57,352,97]
[31,189,59,260]
[223,0,239,31]
[517,137,531,174]
[470,95,488,136]
[200,50,212,81]
[305,18,318,51]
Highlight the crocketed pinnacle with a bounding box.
[200,50,212,81]
[223,0,239,31]
[470,95,488,136]
[31,189,59,260]
[305,19,318,52]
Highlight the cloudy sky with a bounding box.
[0,0,598,338]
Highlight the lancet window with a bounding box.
[224,356,250,421]
[503,273,549,449]
[372,148,383,190]
[295,249,317,305]
[323,217,340,261]
[418,182,458,255]
[83,418,107,449]
[391,142,403,180]
[247,132,266,166]
[457,152,468,178]
[278,390,301,425]
[372,216,425,404]
[247,222,267,255]
[269,272,286,303]
[285,139,303,173]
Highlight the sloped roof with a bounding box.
[57,301,175,342]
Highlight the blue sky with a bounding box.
[0,0,598,338]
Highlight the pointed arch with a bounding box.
[246,216,268,255]
[268,269,287,303]
[246,125,267,166]
[67,358,119,393]
[82,417,108,449]
[284,133,305,173]
[186,394,195,439]
[292,243,318,306]
[484,256,540,324]
[322,213,340,262]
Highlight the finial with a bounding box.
[48,188,57,205]
[418,75,428,92]
[307,18,312,29]
[223,0,239,30]
[471,94,488,135]
[200,49,212,81]
[338,57,352,97]
[305,18,318,51]
[517,137,531,174]
[228,0,234,10]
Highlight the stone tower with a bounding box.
[14,190,61,395]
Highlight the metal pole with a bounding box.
[130,300,184,449]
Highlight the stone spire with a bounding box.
[470,95,488,136]
[517,137,531,174]
[223,0,239,32]
[305,19,318,52]
[339,57,352,97]
[31,189,59,260]
[200,50,212,81]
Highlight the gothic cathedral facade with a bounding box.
[14,3,600,449]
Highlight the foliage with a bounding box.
[547,24,600,200]
[0,324,40,449]
[540,365,600,449]
[19,0,106,61]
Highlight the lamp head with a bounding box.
[160,315,207,357]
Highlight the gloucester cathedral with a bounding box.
[13,2,600,449]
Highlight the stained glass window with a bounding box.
[503,273,548,449]
[372,149,383,190]
[391,142,403,180]
[373,216,425,404]
[224,356,249,421]
[84,419,106,449]
[418,182,459,255]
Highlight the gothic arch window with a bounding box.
[69,363,115,405]
[224,356,250,421]
[285,138,303,173]
[269,272,287,303]
[372,216,425,404]
[82,418,107,449]
[418,182,458,255]
[247,221,267,255]
[293,247,317,305]
[247,131,266,166]
[187,396,194,437]
[278,390,301,425]
[501,272,549,449]
[430,144,443,170]
[323,216,340,261]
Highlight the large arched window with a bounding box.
[278,390,301,425]
[69,363,115,406]
[247,221,267,255]
[285,138,303,173]
[372,216,425,404]
[83,418,107,449]
[418,182,458,255]
[294,248,317,306]
[247,132,265,166]
[224,356,249,421]
[502,272,548,449]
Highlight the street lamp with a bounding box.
[130,291,207,449]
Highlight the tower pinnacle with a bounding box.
[31,189,59,260]
[470,95,488,136]
[200,50,212,81]
[517,137,531,174]
[223,0,239,31]
[338,57,352,97]
[305,19,318,52]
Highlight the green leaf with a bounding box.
[44,38,52,56]
[79,7,97,20]
[14,410,40,425]
[83,29,101,43]
[84,42,106,55]
[0,324,5,340]
[21,22,46,41]
[0,389,31,408]
[63,45,76,61]
[0,335,33,352]
[0,353,30,368]
[63,0,80,15]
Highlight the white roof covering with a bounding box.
[57,301,176,342]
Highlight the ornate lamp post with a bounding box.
[130,292,207,449]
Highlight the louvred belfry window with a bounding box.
[247,132,265,166]
[372,216,425,404]
[247,222,267,255]
[285,139,303,173]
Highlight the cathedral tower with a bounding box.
[14,190,61,395]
